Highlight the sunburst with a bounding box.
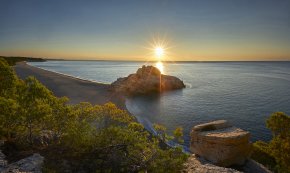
[144,34,172,61]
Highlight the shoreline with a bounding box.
[14,62,126,110]
[15,61,190,152]
[26,61,111,85]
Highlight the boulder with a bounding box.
[111,65,185,95]
[190,120,251,167]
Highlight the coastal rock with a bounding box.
[242,159,273,173]
[183,155,272,173]
[1,153,44,173]
[111,65,185,95]
[183,154,242,173]
[190,120,251,167]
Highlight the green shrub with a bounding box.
[252,112,290,173]
[0,58,18,97]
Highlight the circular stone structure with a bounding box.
[190,120,252,167]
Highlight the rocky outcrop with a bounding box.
[186,121,272,173]
[0,142,44,173]
[2,153,44,173]
[110,65,185,95]
[183,154,242,173]
[243,159,273,173]
[183,154,272,173]
[190,120,251,167]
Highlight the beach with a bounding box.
[14,62,126,109]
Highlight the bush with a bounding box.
[252,141,277,171]
[0,58,18,97]
[252,112,290,173]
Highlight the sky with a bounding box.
[0,0,290,61]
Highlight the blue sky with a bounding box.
[0,0,290,61]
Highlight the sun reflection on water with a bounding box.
[155,61,164,74]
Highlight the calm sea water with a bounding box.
[29,61,290,148]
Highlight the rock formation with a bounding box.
[183,154,242,173]
[0,140,44,173]
[110,65,185,95]
[242,159,273,173]
[186,120,272,173]
[1,153,44,173]
[190,120,251,167]
[183,154,272,173]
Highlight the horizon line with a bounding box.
[1,55,290,62]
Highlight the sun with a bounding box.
[155,47,164,58]
[144,34,172,61]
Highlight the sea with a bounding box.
[29,60,290,150]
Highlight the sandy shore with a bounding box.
[14,62,126,109]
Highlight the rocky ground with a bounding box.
[0,141,43,173]
[183,154,272,173]
[183,154,242,173]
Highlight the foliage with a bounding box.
[173,127,184,144]
[266,112,290,172]
[252,141,277,172]
[0,56,45,66]
[0,58,188,172]
[266,112,290,138]
[252,112,290,173]
[153,123,167,142]
[0,97,21,140]
[0,58,18,97]
[60,104,187,172]
[16,77,56,145]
